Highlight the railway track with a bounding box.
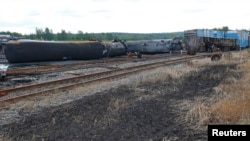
[6,57,127,76]
[6,53,183,76]
[0,55,205,107]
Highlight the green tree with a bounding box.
[76,30,84,40]
[221,26,229,31]
[168,33,177,38]
[28,33,36,39]
[83,32,90,40]
[44,27,53,40]
[106,33,113,40]
[35,27,44,40]
[67,31,75,40]
[213,26,230,32]
[57,30,67,40]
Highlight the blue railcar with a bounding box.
[225,31,238,38]
[184,29,238,52]
[225,30,249,48]
[237,40,248,48]
[197,29,214,37]
[213,31,225,38]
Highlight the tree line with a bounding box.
[1,26,249,41]
[0,27,183,41]
[213,26,250,32]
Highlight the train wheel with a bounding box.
[211,53,221,61]
[187,50,196,55]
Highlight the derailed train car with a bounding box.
[102,39,127,57]
[184,29,238,52]
[4,40,105,63]
[0,35,12,60]
[3,37,182,63]
[126,37,182,54]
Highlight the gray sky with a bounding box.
[1,0,249,34]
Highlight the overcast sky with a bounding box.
[0,0,249,34]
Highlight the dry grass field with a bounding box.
[203,50,250,124]
[0,49,250,141]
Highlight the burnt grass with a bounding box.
[0,63,241,141]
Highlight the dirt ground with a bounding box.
[0,61,242,141]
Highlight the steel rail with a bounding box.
[0,55,202,96]
[6,53,181,76]
[0,55,205,107]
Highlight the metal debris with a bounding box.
[0,64,8,80]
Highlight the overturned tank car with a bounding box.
[102,39,127,57]
[126,37,182,54]
[4,40,105,63]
